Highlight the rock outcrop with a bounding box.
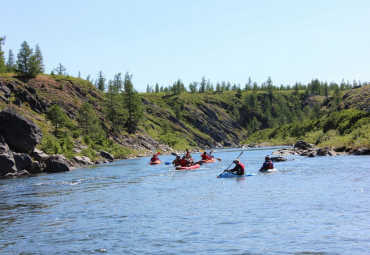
[44,155,74,173]
[0,108,42,154]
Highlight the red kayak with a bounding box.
[149,160,161,165]
[176,164,200,170]
[198,158,216,164]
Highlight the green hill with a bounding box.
[0,74,369,161]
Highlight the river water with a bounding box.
[0,147,369,254]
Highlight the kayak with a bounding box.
[176,164,201,170]
[149,160,161,165]
[198,158,216,164]
[218,172,256,178]
[259,168,278,173]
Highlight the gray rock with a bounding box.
[13,153,32,171]
[270,156,287,162]
[31,148,49,162]
[44,155,74,173]
[100,151,114,162]
[294,140,313,150]
[28,161,42,174]
[73,156,93,166]
[0,108,42,154]
[0,153,16,177]
[0,135,9,154]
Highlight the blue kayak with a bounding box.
[218,172,256,178]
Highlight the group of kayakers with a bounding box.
[150,149,274,175]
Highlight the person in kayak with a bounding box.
[172,155,181,166]
[209,151,215,158]
[185,149,195,164]
[259,155,274,172]
[227,159,245,175]
[179,156,189,167]
[200,151,211,161]
[151,154,160,163]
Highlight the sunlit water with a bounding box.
[0,147,369,254]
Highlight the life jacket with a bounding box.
[151,156,159,162]
[235,163,245,175]
[179,158,188,167]
[267,161,274,169]
[201,154,210,160]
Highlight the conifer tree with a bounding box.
[97,71,106,92]
[46,104,69,137]
[122,72,143,133]
[16,41,33,75]
[6,49,16,72]
[77,102,105,140]
[54,63,66,75]
[33,44,44,74]
[0,36,6,73]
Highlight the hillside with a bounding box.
[1,74,369,165]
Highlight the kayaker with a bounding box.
[259,155,274,172]
[172,155,181,166]
[185,149,195,164]
[209,151,215,158]
[151,154,160,162]
[201,151,211,161]
[179,156,189,167]
[228,159,245,175]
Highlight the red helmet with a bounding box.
[265,156,270,161]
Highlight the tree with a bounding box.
[54,63,66,75]
[155,83,159,93]
[16,41,33,75]
[77,102,105,140]
[6,49,16,72]
[0,36,6,73]
[97,71,106,92]
[199,76,206,93]
[32,44,44,74]
[105,80,126,132]
[46,104,69,136]
[122,72,143,133]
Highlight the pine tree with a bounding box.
[97,71,106,92]
[0,36,6,73]
[16,41,33,75]
[105,80,126,132]
[46,104,69,137]
[6,49,16,72]
[122,72,143,133]
[33,44,44,74]
[54,63,66,75]
[77,102,105,140]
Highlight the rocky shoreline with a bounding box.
[0,108,127,178]
[1,107,368,179]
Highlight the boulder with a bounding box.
[13,153,33,171]
[308,151,317,157]
[100,151,114,162]
[73,156,93,166]
[351,148,370,155]
[31,148,49,162]
[0,135,9,154]
[0,153,17,177]
[270,156,287,162]
[294,140,313,150]
[28,161,42,174]
[0,108,42,154]
[317,147,337,156]
[44,155,74,173]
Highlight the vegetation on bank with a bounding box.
[1,36,369,158]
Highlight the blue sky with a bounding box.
[1,0,369,92]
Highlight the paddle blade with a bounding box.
[171,152,178,156]
[216,158,222,161]
[165,162,171,165]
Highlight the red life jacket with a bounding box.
[239,163,245,175]
[201,154,210,160]
[179,159,188,167]
[267,161,274,169]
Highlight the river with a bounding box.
[0,147,369,254]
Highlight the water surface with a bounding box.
[0,147,369,254]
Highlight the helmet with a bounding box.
[233,159,240,163]
[265,155,270,161]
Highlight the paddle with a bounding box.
[217,151,244,177]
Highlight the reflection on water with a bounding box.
[0,148,369,254]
